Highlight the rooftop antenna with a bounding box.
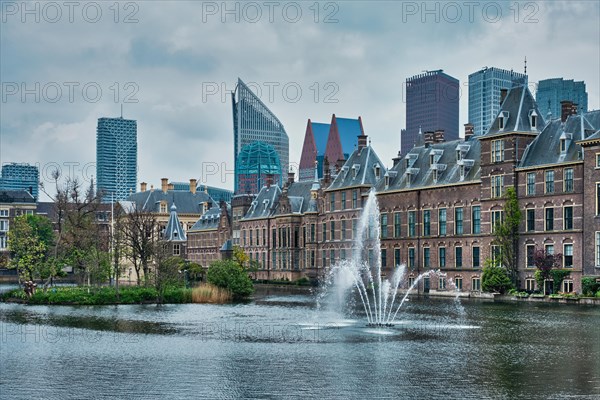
[524,56,527,74]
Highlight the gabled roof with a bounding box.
[327,145,386,190]
[0,190,35,204]
[520,110,600,168]
[126,190,214,214]
[274,181,314,216]
[485,85,544,136]
[243,185,281,220]
[376,139,481,192]
[335,117,363,156]
[189,203,231,232]
[164,204,186,242]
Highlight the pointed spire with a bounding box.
[164,202,186,242]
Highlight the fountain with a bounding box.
[319,190,445,326]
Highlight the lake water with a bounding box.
[1,285,599,399]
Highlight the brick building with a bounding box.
[186,86,600,293]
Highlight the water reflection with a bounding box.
[0,285,599,399]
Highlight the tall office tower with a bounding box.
[298,114,363,181]
[96,116,137,202]
[232,78,289,193]
[403,70,459,156]
[0,163,39,200]
[468,67,527,136]
[236,141,282,195]
[536,78,588,119]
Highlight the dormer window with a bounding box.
[498,111,509,130]
[456,150,462,161]
[432,169,438,183]
[560,138,567,152]
[160,202,167,213]
[405,158,410,169]
[529,109,538,130]
[374,164,381,179]
[460,165,465,181]
[429,154,435,166]
[385,174,390,188]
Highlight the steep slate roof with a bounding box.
[0,190,35,203]
[189,203,231,232]
[327,145,386,190]
[164,204,186,242]
[243,185,281,220]
[520,110,600,168]
[376,138,481,192]
[126,190,214,214]
[485,85,544,136]
[275,181,314,216]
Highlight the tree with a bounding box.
[41,172,107,286]
[481,258,513,294]
[7,214,63,289]
[153,243,185,303]
[492,187,522,285]
[207,260,254,299]
[533,248,562,294]
[119,205,157,285]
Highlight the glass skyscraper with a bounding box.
[536,78,587,119]
[0,163,39,200]
[232,78,288,193]
[96,117,137,202]
[403,70,459,155]
[468,67,527,136]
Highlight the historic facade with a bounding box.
[185,86,600,293]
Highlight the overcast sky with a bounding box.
[1,1,599,199]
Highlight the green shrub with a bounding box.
[207,260,254,299]
[582,277,600,297]
[296,277,311,286]
[596,290,600,298]
[482,260,513,294]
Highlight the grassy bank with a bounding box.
[0,284,233,305]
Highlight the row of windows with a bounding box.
[525,168,574,195]
[525,206,574,232]
[380,206,482,238]
[329,190,360,211]
[525,243,574,268]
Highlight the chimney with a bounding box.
[140,182,147,192]
[464,123,474,141]
[434,129,445,143]
[424,131,434,147]
[266,174,274,188]
[323,157,331,184]
[392,151,402,167]
[500,88,508,106]
[357,134,368,152]
[561,100,577,123]
[168,183,174,191]
[287,170,295,185]
[150,184,154,192]
[161,178,168,193]
[189,179,197,194]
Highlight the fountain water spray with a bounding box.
[321,190,443,327]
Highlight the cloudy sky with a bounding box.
[1,1,598,199]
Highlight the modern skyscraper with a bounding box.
[96,116,137,202]
[536,78,588,119]
[0,163,39,200]
[298,114,363,181]
[468,67,527,136]
[403,70,459,156]
[232,78,289,193]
